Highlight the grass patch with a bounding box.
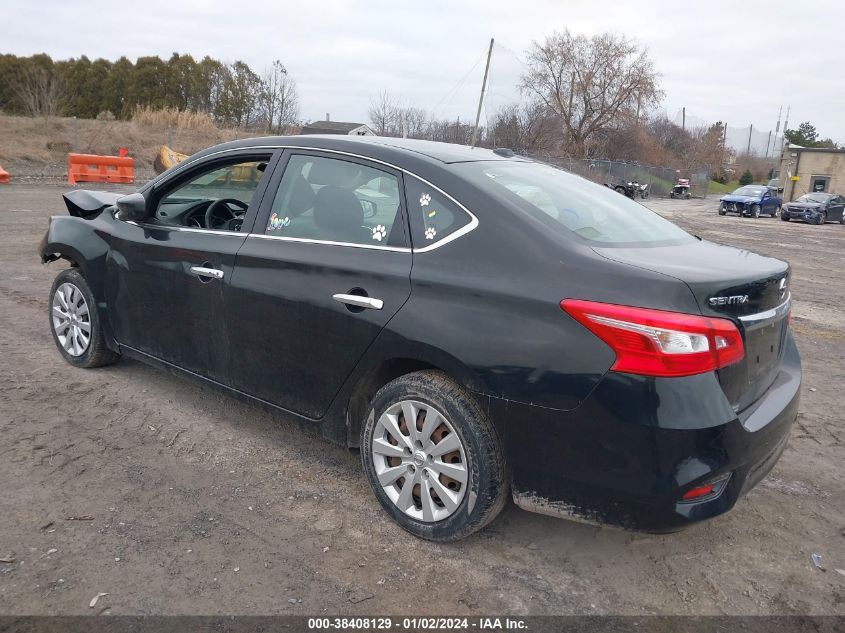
[708,180,739,195]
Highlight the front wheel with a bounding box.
[781,210,790,221]
[49,268,120,368]
[751,204,761,218]
[361,370,508,541]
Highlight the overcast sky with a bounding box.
[2,0,844,143]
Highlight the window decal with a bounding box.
[268,213,290,230]
[419,193,431,207]
[424,227,437,240]
[372,224,387,241]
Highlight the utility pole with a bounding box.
[780,105,790,153]
[682,107,685,132]
[471,38,494,148]
[764,131,772,158]
[746,124,753,156]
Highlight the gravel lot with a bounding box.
[0,184,843,616]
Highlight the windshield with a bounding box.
[733,186,766,197]
[797,194,829,204]
[455,161,693,246]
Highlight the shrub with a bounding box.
[739,169,754,186]
[132,106,217,132]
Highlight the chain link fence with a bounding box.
[523,153,711,198]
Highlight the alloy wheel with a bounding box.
[52,282,91,357]
[371,400,468,523]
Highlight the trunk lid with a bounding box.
[593,240,790,412]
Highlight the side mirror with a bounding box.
[115,193,149,222]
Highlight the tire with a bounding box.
[718,208,726,216]
[361,370,508,542]
[781,210,790,221]
[773,205,781,217]
[49,268,120,368]
[751,204,761,218]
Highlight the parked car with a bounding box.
[40,136,800,541]
[719,185,782,218]
[767,178,783,193]
[780,192,845,225]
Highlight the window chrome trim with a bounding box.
[738,295,791,329]
[144,144,480,253]
[247,232,411,252]
[123,220,247,237]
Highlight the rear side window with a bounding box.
[404,176,473,247]
[455,161,693,246]
[265,154,404,247]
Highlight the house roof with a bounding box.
[299,121,372,135]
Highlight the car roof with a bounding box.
[198,134,527,165]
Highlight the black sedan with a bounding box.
[40,136,800,541]
[780,192,845,224]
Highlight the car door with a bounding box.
[103,150,279,380]
[829,196,845,222]
[225,150,413,419]
[761,191,774,214]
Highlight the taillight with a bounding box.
[560,299,744,377]
[681,483,714,501]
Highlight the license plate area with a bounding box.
[744,318,785,383]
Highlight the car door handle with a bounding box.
[189,266,224,280]
[332,293,384,310]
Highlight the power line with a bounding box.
[428,48,487,121]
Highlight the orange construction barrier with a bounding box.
[0,164,9,184]
[67,153,134,185]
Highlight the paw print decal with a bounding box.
[419,193,431,207]
[372,225,387,242]
[424,227,437,240]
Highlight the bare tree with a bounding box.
[521,30,662,157]
[487,101,559,152]
[13,64,65,121]
[368,90,401,136]
[259,60,300,134]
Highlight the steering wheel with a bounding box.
[205,198,249,230]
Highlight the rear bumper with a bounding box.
[500,331,800,532]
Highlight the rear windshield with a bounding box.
[455,161,693,246]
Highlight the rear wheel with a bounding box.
[49,269,120,368]
[614,185,627,196]
[361,370,508,541]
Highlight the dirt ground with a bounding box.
[0,184,843,616]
